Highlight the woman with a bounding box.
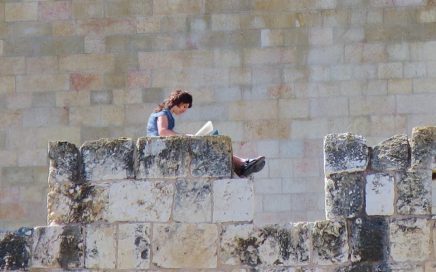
[146,90,265,177]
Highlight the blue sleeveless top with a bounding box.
[146,109,175,136]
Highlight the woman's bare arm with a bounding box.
[157,115,177,136]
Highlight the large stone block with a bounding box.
[324,133,369,176]
[173,179,212,223]
[47,181,106,224]
[190,136,233,177]
[396,169,432,215]
[213,178,254,222]
[366,173,395,215]
[32,225,83,269]
[137,136,232,179]
[81,137,134,181]
[0,229,32,271]
[389,218,431,262]
[117,223,151,269]
[371,134,410,171]
[136,137,190,178]
[312,220,348,265]
[85,224,116,269]
[48,141,80,184]
[349,217,388,263]
[411,126,436,169]
[325,173,365,219]
[102,180,173,222]
[220,223,310,267]
[152,223,218,268]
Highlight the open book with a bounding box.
[194,121,214,136]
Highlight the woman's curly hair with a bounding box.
[155,90,193,112]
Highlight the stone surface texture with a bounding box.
[4,129,436,270]
[81,138,134,181]
[366,173,395,215]
[324,133,369,176]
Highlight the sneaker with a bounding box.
[239,156,265,177]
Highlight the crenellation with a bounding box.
[3,128,436,270]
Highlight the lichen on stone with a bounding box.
[0,233,30,270]
[396,169,431,215]
[325,172,365,219]
[371,134,410,171]
[57,226,83,269]
[81,137,135,181]
[312,220,348,265]
[48,141,80,183]
[410,126,436,169]
[324,133,369,176]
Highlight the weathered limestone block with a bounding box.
[152,223,218,269]
[48,141,80,184]
[81,137,134,181]
[312,220,348,265]
[47,181,106,224]
[102,180,174,222]
[389,218,431,262]
[173,179,212,223]
[117,223,150,269]
[366,173,394,215]
[257,223,311,266]
[85,224,116,269]
[136,136,233,179]
[0,230,32,271]
[220,223,311,267]
[349,217,388,263]
[220,224,258,266]
[324,133,369,176]
[411,126,436,169]
[190,136,232,177]
[136,136,191,178]
[213,178,254,222]
[325,173,364,219]
[336,263,374,272]
[396,169,431,215]
[32,225,83,269]
[371,134,410,171]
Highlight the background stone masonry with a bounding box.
[1,127,436,271]
[2,0,436,230]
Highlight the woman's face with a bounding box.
[172,102,190,115]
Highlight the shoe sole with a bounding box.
[241,157,265,177]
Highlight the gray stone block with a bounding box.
[411,126,436,170]
[349,217,388,263]
[396,169,432,215]
[173,179,212,223]
[48,141,80,184]
[32,225,84,269]
[136,136,233,179]
[220,223,311,267]
[325,173,365,219]
[0,230,32,271]
[190,136,232,178]
[312,220,348,265]
[81,137,135,181]
[117,223,151,269]
[152,223,218,268]
[324,133,369,176]
[136,136,190,178]
[371,134,410,171]
[47,181,106,224]
[389,218,431,262]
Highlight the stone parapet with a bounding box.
[324,126,435,219]
[1,128,436,270]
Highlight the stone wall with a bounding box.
[1,127,436,271]
[2,0,436,230]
